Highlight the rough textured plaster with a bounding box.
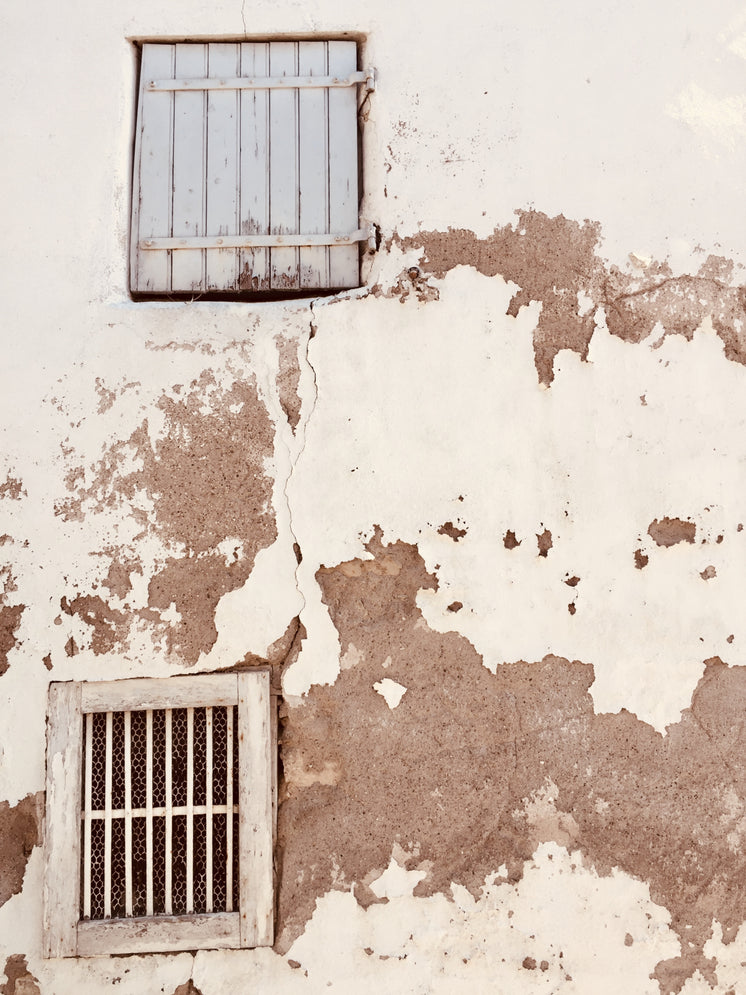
[0,794,42,910]
[0,956,40,995]
[396,210,746,385]
[278,532,746,991]
[55,373,277,665]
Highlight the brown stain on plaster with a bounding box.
[275,335,303,434]
[397,211,746,385]
[0,956,40,995]
[277,535,746,992]
[57,374,276,664]
[0,793,43,910]
[648,517,697,548]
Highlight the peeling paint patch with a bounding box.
[0,956,40,995]
[536,528,553,557]
[397,210,746,385]
[0,478,25,501]
[437,521,466,541]
[57,373,277,664]
[648,517,697,547]
[503,530,521,550]
[275,335,303,434]
[0,565,24,677]
[0,793,43,909]
[373,678,407,709]
[171,982,203,995]
[277,536,746,991]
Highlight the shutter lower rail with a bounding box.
[139,228,373,250]
[146,70,376,92]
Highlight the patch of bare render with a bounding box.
[0,793,43,910]
[0,564,24,677]
[437,520,467,541]
[0,478,25,501]
[277,531,746,992]
[395,211,746,385]
[171,982,204,995]
[56,373,277,664]
[275,335,303,434]
[648,517,697,548]
[0,956,40,995]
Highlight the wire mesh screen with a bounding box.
[81,705,239,921]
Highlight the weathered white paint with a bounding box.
[3,0,746,989]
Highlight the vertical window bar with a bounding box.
[186,706,194,913]
[146,709,154,916]
[83,713,93,919]
[206,706,213,913]
[225,705,233,912]
[104,710,113,918]
[165,708,173,915]
[124,710,133,916]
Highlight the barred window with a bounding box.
[44,672,274,958]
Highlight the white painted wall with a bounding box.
[2,0,746,990]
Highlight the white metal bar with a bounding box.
[82,803,238,819]
[239,42,270,291]
[165,709,173,916]
[124,711,133,916]
[83,713,93,920]
[140,229,369,250]
[147,71,369,91]
[172,43,207,292]
[104,711,113,919]
[146,709,153,917]
[186,707,194,914]
[270,41,300,289]
[299,41,330,288]
[206,707,213,913]
[205,43,240,290]
[226,705,233,913]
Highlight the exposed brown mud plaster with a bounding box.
[536,528,552,557]
[171,982,203,995]
[57,374,276,664]
[0,793,43,910]
[503,530,521,549]
[0,956,40,995]
[0,565,24,677]
[0,478,25,501]
[437,521,466,541]
[634,549,649,569]
[277,537,746,992]
[396,211,746,385]
[275,335,303,434]
[648,517,697,548]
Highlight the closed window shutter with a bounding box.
[130,41,362,295]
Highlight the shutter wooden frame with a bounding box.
[130,40,365,296]
[43,671,275,957]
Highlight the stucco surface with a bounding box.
[3,0,746,991]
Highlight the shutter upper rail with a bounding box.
[146,70,375,91]
[139,228,372,250]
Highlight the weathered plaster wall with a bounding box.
[2,0,746,991]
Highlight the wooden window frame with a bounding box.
[43,671,275,958]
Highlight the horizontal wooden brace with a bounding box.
[140,229,371,250]
[146,70,374,91]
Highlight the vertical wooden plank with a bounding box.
[104,711,112,919]
[146,709,153,916]
[124,711,132,916]
[205,43,240,291]
[298,41,330,289]
[186,706,194,913]
[171,43,207,293]
[206,707,213,913]
[225,705,234,913]
[83,712,93,920]
[165,708,173,915]
[269,42,300,290]
[44,682,83,957]
[238,670,274,947]
[238,43,270,292]
[327,41,359,287]
[133,44,175,293]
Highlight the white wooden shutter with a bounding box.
[130,41,366,295]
